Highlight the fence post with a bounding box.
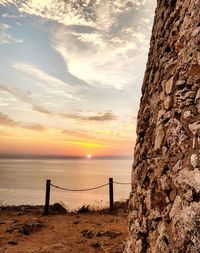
[109,178,114,212]
[44,179,51,215]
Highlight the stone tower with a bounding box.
[126,0,200,252]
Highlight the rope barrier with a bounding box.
[50,182,109,192]
[45,179,131,214]
[113,181,131,185]
[50,181,131,192]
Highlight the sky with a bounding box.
[0,0,156,157]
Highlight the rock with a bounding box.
[189,121,200,135]
[91,242,101,248]
[145,190,152,211]
[164,96,173,110]
[51,202,68,213]
[73,220,79,225]
[165,119,188,151]
[172,160,182,173]
[159,175,171,191]
[17,211,26,216]
[95,230,106,237]
[8,240,18,245]
[40,243,65,252]
[183,110,193,119]
[81,229,93,239]
[5,228,14,233]
[111,242,126,253]
[191,27,200,37]
[11,219,19,224]
[165,77,174,94]
[169,189,177,202]
[18,219,44,235]
[106,230,121,239]
[19,225,31,235]
[195,89,200,101]
[197,53,200,65]
[169,195,182,219]
[191,153,199,168]
[176,79,186,86]
[154,124,165,151]
[135,239,143,253]
[170,203,200,250]
[155,223,169,253]
[183,190,193,202]
[175,168,200,193]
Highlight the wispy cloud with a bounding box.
[32,106,117,122]
[0,111,46,132]
[0,84,30,104]
[0,23,23,44]
[32,106,52,115]
[13,63,80,100]
[61,111,117,122]
[0,112,17,127]
[21,123,45,131]
[0,84,54,117]
[85,111,117,121]
[0,84,117,123]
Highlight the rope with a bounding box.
[113,181,131,185]
[50,182,109,192]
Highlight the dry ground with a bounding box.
[0,202,128,253]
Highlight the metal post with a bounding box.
[109,178,114,212]
[44,179,51,215]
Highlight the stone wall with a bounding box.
[126,0,200,252]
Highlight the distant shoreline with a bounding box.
[0,154,132,160]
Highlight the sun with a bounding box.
[86,154,92,159]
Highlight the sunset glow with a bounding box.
[0,0,155,157]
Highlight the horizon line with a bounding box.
[0,153,133,160]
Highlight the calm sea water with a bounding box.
[0,159,132,210]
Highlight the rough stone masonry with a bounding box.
[125,0,200,252]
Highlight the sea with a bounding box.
[0,158,132,210]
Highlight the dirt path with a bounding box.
[0,203,128,253]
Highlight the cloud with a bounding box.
[0,112,17,127]
[1,1,155,89]
[0,23,23,44]
[0,111,46,131]
[33,108,117,122]
[0,84,30,104]
[13,63,80,100]
[87,111,117,121]
[0,84,117,123]
[0,84,53,116]
[61,111,117,122]
[21,123,46,131]
[32,106,52,115]
[48,1,155,89]
[52,29,138,89]
[33,105,117,122]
